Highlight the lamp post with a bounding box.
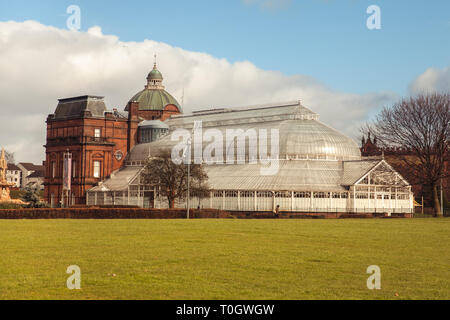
[184,121,202,219]
[186,138,191,219]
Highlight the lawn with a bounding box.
[0,219,448,300]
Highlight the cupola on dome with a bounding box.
[126,60,181,112]
[147,66,163,81]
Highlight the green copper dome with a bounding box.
[129,89,181,111]
[128,62,182,112]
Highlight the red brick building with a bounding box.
[44,63,181,206]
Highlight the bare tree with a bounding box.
[367,93,449,216]
[5,150,15,164]
[192,183,211,209]
[142,150,210,208]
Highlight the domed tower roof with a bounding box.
[128,89,181,112]
[147,65,163,81]
[127,57,181,112]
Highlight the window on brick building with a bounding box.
[94,128,101,138]
[93,161,101,178]
[52,162,56,178]
[72,161,76,178]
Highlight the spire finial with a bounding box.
[145,54,164,89]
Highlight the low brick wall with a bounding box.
[0,208,234,219]
[0,208,412,219]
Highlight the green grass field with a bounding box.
[0,219,449,300]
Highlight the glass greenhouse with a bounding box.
[87,101,413,213]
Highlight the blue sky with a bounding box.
[1,0,449,95]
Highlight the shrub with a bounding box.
[0,203,24,210]
[22,186,42,208]
[25,202,50,209]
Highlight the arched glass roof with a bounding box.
[127,101,361,162]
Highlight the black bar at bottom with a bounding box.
[0,300,447,318]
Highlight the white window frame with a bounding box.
[93,161,101,178]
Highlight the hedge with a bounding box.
[0,208,412,219]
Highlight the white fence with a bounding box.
[86,189,413,213]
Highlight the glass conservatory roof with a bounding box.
[129,100,361,162]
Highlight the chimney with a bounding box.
[127,101,140,152]
[128,101,139,120]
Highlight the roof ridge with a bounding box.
[176,100,308,118]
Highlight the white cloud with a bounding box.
[409,66,450,95]
[0,20,397,163]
